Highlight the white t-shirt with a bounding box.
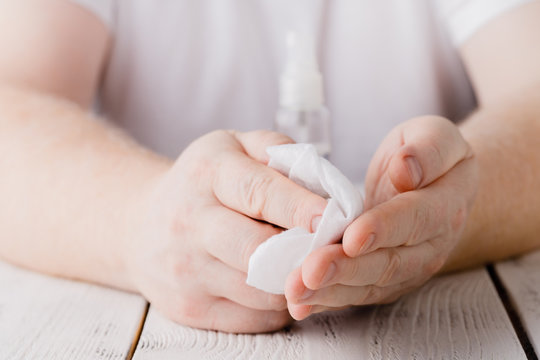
[71,0,532,182]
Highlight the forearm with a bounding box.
[445,85,540,270]
[0,85,171,290]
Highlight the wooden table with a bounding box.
[1,250,539,360]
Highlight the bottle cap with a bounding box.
[279,31,324,111]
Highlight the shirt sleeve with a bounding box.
[434,0,538,46]
[69,0,116,29]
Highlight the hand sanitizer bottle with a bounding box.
[276,31,331,158]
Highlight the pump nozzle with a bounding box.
[279,30,324,111]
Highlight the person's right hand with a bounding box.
[123,130,327,333]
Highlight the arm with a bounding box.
[447,0,540,269]
[0,0,327,333]
[0,0,161,290]
[284,1,540,320]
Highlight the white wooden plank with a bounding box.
[0,260,147,360]
[133,268,525,360]
[496,248,540,354]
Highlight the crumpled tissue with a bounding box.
[246,143,364,294]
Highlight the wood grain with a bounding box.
[0,260,147,360]
[496,249,540,355]
[133,268,525,360]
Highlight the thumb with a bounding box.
[388,116,473,192]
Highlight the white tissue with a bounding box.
[246,144,364,294]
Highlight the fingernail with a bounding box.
[358,233,376,255]
[405,156,423,188]
[311,216,322,233]
[321,262,336,286]
[300,288,314,301]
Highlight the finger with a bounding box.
[299,273,429,313]
[295,284,387,307]
[387,116,473,192]
[293,287,414,319]
[165,296,292,333]
[290,270,429,312]
[283,266,351,320]
[287,303,352,320]
[344,158,476,257]
[288,303,352,320]
[212,150,327,231]
[288,280,417,319]
[208,299,292,333]
[204,259,287,311]
[300,243,445,291]
[233,130,294,164]
[200,206,280,272]
[309,305,350,316]
[284,267,313,320]
[303,283,412,309]
[343,192,443,257]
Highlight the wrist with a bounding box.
[116,155,172,292]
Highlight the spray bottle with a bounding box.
[275,31,331,158]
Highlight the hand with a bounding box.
[123,130,327,332]
[285,116,478,320]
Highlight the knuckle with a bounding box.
[407,197,445,245]
[464,140,475,159]
[422,241,447,274]
[180,154,215,190]
[224,129,239,138]
[250,130,294,146]
[186,129,228,159]
[431,115,452,126]
[209,129,232,140]
[173,297,208,323]
[409,203,429,244]
[266,294,288,311]
[376,249,401,286]
[185,160,211,183]
[168,208,192,237]
[286,196,313,231]
[425,140,445,172]
[170,255,194,280]
[240,235,264,271]
[240,171,274,218]
[424,254,446,275]
[358,285,382,305]
[169,252,210,285]
[342,258,361,284]
[451,205,468,232]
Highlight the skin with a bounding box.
[285,1,540,319]
[1,0,539,331]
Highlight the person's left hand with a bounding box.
[284,116,478,320]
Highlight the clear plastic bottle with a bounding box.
[275,107,331,157]
[275,31,331,158]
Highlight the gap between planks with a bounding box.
[487,264,538,360]
[127,266,535,359]
[131,268,527,359]
[127,302,151,360]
